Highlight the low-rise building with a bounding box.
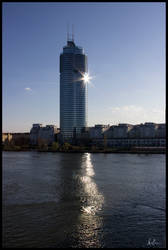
[30,124,43,145]
[89,124,110,139]
[92,122,166,148]
[38,125,58,145]
[2,133,13,145]
[128,122,158,138]
[2,133,30,146]
[11,133,30,145]
[156,123,166,138]
[30,124,58,146]
[104,123,133,138]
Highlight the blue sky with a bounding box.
[2,2,165,132]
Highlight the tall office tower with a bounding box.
[60,35,88,141]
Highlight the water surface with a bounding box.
[2,152,166,248]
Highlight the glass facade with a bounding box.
[60,40,88,140]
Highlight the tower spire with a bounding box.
[67,23,70,41]
[72,24,74,42]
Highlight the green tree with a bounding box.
[38,138,48,151]
[62,142,72,152]
[91,145,98,152]
[103,134,107,149]
[51,142,59,151]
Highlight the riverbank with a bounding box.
[38,148,166,154]
[2,146,166,154]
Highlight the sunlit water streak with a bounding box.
[71,153,105,248]
[80,153,104,215]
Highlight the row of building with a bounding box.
[80,123,166,147]
[3,122,165,147]
[2,132,30,146]
[88,123,165,139]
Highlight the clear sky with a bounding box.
[2,2,165,132]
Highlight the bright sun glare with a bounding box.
[82,73,92,83]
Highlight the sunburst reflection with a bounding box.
[80,153,104,215]
[74,153,104,248]
[73,70,93,85]
[81,72,92,83]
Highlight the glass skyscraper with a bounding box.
[60,38,88,140]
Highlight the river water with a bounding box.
[2,152,166,248]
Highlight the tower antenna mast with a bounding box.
[67,23,70,41]
[72,24,74,41]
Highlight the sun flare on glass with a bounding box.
[82,73,92,83]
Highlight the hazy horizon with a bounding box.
[2,2,165,133]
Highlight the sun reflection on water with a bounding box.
[74,153,104,248]
[80,153,104,215]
